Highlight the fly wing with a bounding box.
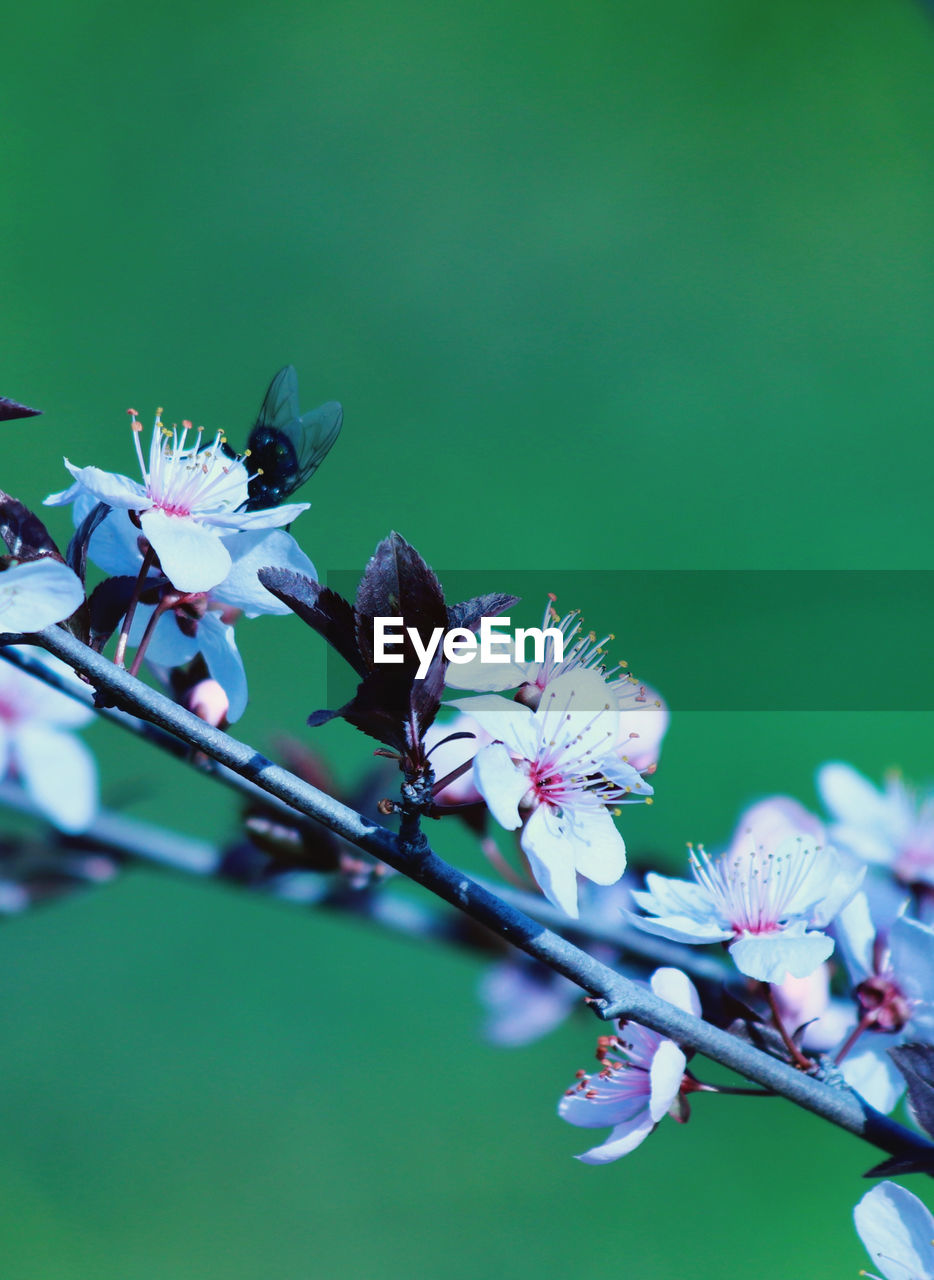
[254,365,301,431]
[292,400,343,480]
[244,367,342,509]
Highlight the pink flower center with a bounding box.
[690,838,821,936]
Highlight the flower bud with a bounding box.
[185,678,229,728]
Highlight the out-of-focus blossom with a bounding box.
[479,879,635,1046]
[0,650,97,831]
[45,408,309,592]
[819,762,934,890]
[558,967,697,1164]
[770,964,851,1053]
[445,596,668,774]
[452,670,652,917]
[832,891,934,1112]
[854,1181,934,1280]
[631,797,863,983]
[0,558,84,632]
[480,958,582,1047]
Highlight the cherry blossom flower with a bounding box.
[0,558,84,632]
[831,891,934,1111]
[631,798,863,982]
[854,1181,934,1280]
[45,408,309,592]
[70,500,316,722]
[819,761,934,889]
[0,650,97,831]
[451,670,652,917]
[445,596,668,774]
[558,967,697,1163]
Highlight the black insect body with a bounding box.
[242,366,342,510]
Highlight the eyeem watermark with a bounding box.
[373,616,563,680]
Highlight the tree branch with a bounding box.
[0,641,729,982]
[3,625,933,1173]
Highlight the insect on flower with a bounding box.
[236,366,342,510]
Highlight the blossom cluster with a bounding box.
[0,376,932,1263]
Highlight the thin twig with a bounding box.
[0,643,729,983]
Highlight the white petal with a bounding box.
[139,509,232,592]
[444,652,530,693]
[521,805,581,917]
[0,650,94,728]
[650,966,702,1017]
[632,872,725,925]
[559,1075,647,1129]
[561,803,627,885]
[890,914,934,1009]
[129,607,199,666]
[473,743,527,830]
[575,1113,656,1164]
[772,836,842,919]
[728,925,833,983]
[818,761,886,819]
[197,614,248,722]
[615,688,668,773]
[728,796,825,857]
[60,463,147,510]
[805,849,865,928]
[627,910,733,945]
[0,559,84,631]
[601,757,654,800]
[84,507,147,577]
[204,502,310,530]
[449,694,538,756]
[0,722,12,778]
[832,891,876,981]
[212,529,317,617]
[43,481,82,507]
[535,671,619,761]
[854,1181,934,1280]
[648,1039,686,1121]
[14,723,97,832]
[841,1038,905,1113]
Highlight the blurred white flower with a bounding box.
[0,558,84,632]
[832,891,934,1111]
[0,650,97,832]
[819,761,934,889]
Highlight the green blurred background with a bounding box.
[3,0,934,1274]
